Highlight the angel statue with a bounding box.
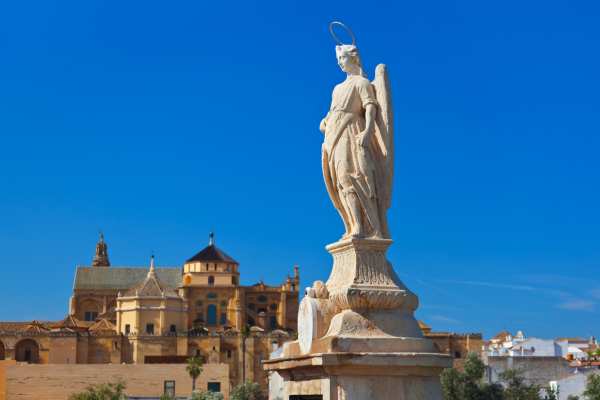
[320,22,394,239]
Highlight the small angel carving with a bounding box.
[320,23,394,239]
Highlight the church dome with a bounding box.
[185,233,238,265]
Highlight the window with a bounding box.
[247,317,255,326]
[195,313,204,323]
[227,349,232,359]
[258,295,268,303]
[232,276,238,285]
[220,300,227,307]
[170,324,177,333]
[146,323,154,335]
[207,292,217,299]
[125,324,131,334]
[164,381,175,397]
[270,316,278,330]
[220,313,227,325]
[208,275,215,286]
[84,311,98,322]
[248,303,256,310]
[207,382,221,393]
[207,304,217,326]
[454,351,461,359]
[195,300,203,308]
[270,303,278,311]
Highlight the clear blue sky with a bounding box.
[1,0,599,339]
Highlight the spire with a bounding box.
[148,254,156,276]
[209,232,215,246]
[92,231,110,267]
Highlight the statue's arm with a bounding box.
[320,112,330,134]
[359,104,376,147]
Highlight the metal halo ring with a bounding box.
[329,21,356,46]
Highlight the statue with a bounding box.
[264,23,451,399]
[320,22,394,239]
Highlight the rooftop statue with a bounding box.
[320,22,394,239]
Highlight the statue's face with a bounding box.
[337,53,354,73]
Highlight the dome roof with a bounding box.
[185,234,238,264]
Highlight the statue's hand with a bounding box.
[319,118,327,134]
[358,129,373,148]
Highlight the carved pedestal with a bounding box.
[264,239,452,400]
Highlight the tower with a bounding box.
[92,232,110,267]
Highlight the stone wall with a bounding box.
[485,356,573,387]
[2,362,229,400]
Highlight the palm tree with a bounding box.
[186,356,204,394]
[240,324,250,383]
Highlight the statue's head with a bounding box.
[336,44,365,77]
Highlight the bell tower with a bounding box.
[92,232,110,267]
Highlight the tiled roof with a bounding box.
[123,269,179,298]
[186,245,238,264]
[74,266,181,290]
[89,319,116,332]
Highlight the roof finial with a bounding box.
[149,254,156,274]
[209,232,215,246]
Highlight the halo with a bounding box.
[328,21,356,46]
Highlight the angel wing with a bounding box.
[372,63,394,211]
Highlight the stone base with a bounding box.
[264,351,450,400]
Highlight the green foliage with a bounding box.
[192,390,225,400]
[68,381,127,400]
[584,374,600,400]
[441,357,561,400]
[500,369,542,400]
[568,396,581,400]
[159,395,174,400]
[441,353,500,400]
[441,368,463,400]
[230,381,265,400]
[186,356,204,392]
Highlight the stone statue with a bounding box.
[320,32,393,239]
[264,23,451,399]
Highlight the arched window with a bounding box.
[207,304,217,326]
[208,276,215,286]
[15,339,39,363]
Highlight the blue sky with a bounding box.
[0,0,599,339]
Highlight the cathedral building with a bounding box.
[0,233,300,393]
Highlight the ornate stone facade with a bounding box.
[0,234,299,395]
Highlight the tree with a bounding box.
[440,368,463,400]
[499,369,542,400]
[240,324,251,383]
[186,356,204,394]
[441,352,496,400]
[68,381,126,400]
[230,381,265,400]
[583,374,600,400]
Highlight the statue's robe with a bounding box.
[322,75,383,237]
